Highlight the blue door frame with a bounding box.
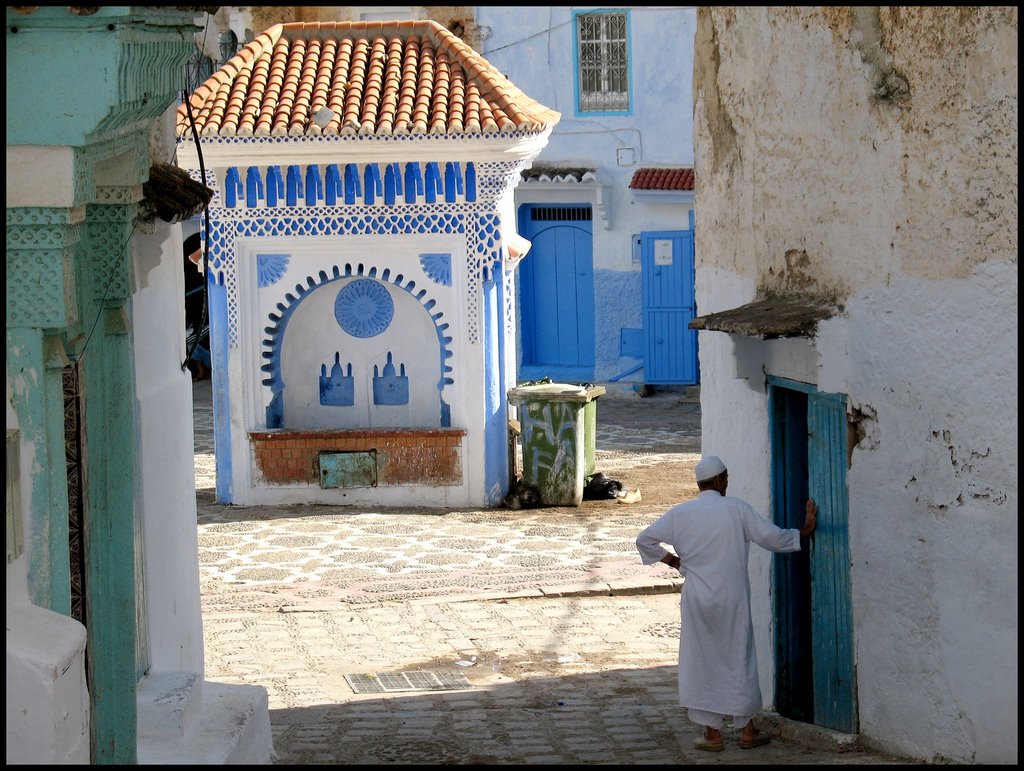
[769,376,856,733]
[516,204,595,382]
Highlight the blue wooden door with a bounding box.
[807,389,856,733]
[769,378,856,734]
[517,205,595,382]
[769,385,814,723]
[641,231,698,385]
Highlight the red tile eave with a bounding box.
[628,167,696,191]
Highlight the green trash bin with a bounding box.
[507,382,606,506]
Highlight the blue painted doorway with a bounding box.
[516,204,595,382]
[640,230,698,385]
[769,376,857,734]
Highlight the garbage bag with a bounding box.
[583,472,624,500]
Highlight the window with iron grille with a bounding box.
[183,32,241,97]
[184,46,215,94]
[576,11,630,113]
[218,30,239,63]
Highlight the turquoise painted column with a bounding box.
[7,6,203,765]
[5,330,74,614]
[79,204,139,764]
[6,207,82,615]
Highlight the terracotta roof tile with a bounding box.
[177,20,559,138]
[628,167,695,191]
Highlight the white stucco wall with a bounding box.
[131,226,206,676]
[479,6,698,385]
[5,560,91,764]
[129,214,274,765]
[693,7,1017,764]
[6,382,91,765]
[126,106,272,762]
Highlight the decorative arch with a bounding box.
[261,262,455,428]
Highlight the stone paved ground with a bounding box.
[193,380,923,765]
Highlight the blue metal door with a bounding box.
[769,377,856,734]
[517,205,595,382]
[641,231,698,384]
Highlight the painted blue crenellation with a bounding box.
[319,352,355,406]
[372,351,409,405]
[223,161,477,210]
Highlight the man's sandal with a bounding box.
[694,737,725,752]
[739,734,771,749]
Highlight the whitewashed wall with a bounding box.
[6,382,91,764]
[132,225,206,677]
[244,236,466,432]
[693,7,1017,764]
[479,6,698,385]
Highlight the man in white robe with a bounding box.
[635,455,817,752]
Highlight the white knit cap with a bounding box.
[695,455,727,482]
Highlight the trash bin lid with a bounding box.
[507,382,606,405]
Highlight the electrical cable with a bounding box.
[180,90,212,375]
[71,13,215,381]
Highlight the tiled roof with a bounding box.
[521,166,597,183]
[176,20,560,138]
[628,167,695,191]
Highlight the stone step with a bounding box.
[137,677,274,764]
[136,671,200,739]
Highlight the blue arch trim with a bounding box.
[261,263,454,428]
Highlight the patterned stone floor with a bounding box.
[193,380,701,611]
[193,382,920,765]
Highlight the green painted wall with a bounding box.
[6,6,203,764]
[6,7,200,146]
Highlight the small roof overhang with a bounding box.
[689,294,839,339]
[628,167,695,205]
[139,162,213,224]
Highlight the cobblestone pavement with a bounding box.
[193,380,921,765]
[193,382,699,613]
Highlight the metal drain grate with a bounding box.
[344,670,473,694]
